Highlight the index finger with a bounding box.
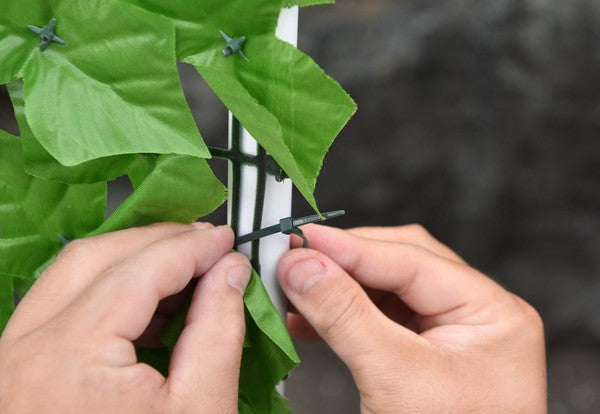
[55,226,234,341]
[292,225,504,318]
[346,224,466,263]
[4,222,212,339]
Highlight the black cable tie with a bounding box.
[290,227,308,248]
[208,146,288,181]
[236,210,345,248]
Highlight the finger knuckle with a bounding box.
[317,286,366,339]
[190,226,233,250]
[225,252,251,267]
[57,238,92,259]
[406,223,432,240]
[497,294,545,343]
[519,299,544,332]
[215,226,235,245]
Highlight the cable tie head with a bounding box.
[28,18,66,52]
[219,30,249,62]
[236,210,346,247]
[275,168,287,182]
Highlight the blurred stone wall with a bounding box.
[288,1,600,412]
[1,0,599,412]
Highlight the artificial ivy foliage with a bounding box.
[120,0,355,211]
[0,0,355,412]
[0,0,209,165]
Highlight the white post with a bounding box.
[227,6,299,320]
[227,7,298,396]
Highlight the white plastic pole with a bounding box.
[227,6,299,319]
[227,7,298,395]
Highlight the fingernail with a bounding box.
[192,221,213,229]
[286,259,326,294]
[227,265,251,294]
[211,224,231,233]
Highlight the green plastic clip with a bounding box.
[236,210,346,248]
[219,30,249,62]
[28,18,66,52]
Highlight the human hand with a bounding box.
[0,222,251,414]
[277,224,546,413]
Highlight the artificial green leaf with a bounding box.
[92,154,226,235]
[1,0,209,166]
[0,178,59,282]
[8,80,155,184]
[0,277,14,333]
[119,0,283,60]
[240,390,293,414]
[186,37,356,211]
[270,390,293,414]
[239,271,299,412]
[244,271,298,367]
[192,63,310,204]
[0,1,48,84]
[120,0,356,211]
[0,130,106,282]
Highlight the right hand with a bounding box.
[277,224,546,413]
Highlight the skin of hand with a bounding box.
[277,224,547,414]
[0,222,251,414]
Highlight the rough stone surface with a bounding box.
[289,1,600,412]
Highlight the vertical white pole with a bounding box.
[227,7,298,396]
[227,6,299,319]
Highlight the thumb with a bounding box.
[277,249,400,370]
[165,252,251,413]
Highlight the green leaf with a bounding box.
[119,0,282,59]
[0,1,48,84]
[239,271,299,412]
[244,271,299,368]
[120,0,356,211]
[0,277,14,334]
[186,37,356,211]
[8,80,155,184]
[92,154,226,235]
[0,130,106,281]
[240,389,293,414]
[2,0,209,166]
[270,390,294,414]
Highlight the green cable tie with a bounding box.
[236,210,345,248]
[28,18,65,52]
[219,30,249,62]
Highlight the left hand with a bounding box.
[0,222,250,414]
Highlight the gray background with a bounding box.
[187,1,600,411]
[1,0,599,412]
